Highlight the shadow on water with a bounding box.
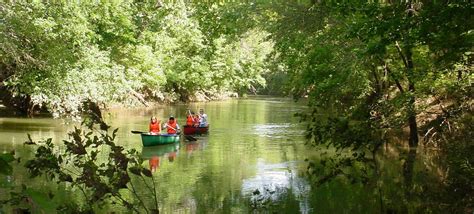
[0,120,60,132]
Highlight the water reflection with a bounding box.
[242,159,311,213]
[253,123,291,139]
[400,144,418,213]
[184,139,207,158]
[141,142,180,172]
[149,156,160,172]
[403,147,417,191]
[168,151,176,162]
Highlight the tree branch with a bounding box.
[127,174,150,214]
[130,89,150,107]
[383,63,405,94]
[395,41,409,69]
[376,57,405,94]
[145,175,159,212]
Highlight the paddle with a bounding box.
[163,123,177,132]
[131,130,147,134]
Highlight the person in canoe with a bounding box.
[193,113,201,127]
[199,109,208,127]
[149,116,161,135]
[163,116,180,135]
[186,110,194,126]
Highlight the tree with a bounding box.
[268,0,473,187]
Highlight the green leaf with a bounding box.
[0,152,15,175]
[129,166,141,176]
[141,168,152,177]
[25,188,58,213]
[0,159,13,175]
[0,152,15,162]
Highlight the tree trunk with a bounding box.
[405,2,418,147]
[407,106,418,146]
[405,46,418,147]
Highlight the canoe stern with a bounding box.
[183,125,209,135]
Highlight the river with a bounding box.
[0,97,454,213]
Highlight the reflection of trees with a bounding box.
[402,147,417,194]
[303,132,459,213]
[372,132,472,213]
[401,145,417,213]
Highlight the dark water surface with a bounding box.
[0,97,450,213]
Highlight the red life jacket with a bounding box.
[186,115,194,126]
[166,120,177,134]
[149,121,160,134]
[193,115,200,126]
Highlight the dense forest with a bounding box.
[0,1,276,118]
[1,0,473,213]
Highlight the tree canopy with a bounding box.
[1,1,274,117]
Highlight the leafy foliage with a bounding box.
[1,1,275,116]
[1,116,160,213]
[240,4,474,212]
[0,151,16,175]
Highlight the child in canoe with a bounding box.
[149,116,161,135]
[193,113,200,127]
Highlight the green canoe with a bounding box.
[141,133,180,147]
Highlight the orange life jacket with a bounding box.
[166,120,177,134]
[149,121,161,134]
[186,115,194,126]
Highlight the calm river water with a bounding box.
[0,97,450,213]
